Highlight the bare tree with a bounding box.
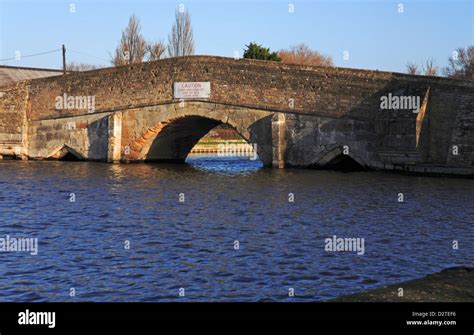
[406,62,419,75]
[443,46,473,80]
[112,14,148,66]
[67,62,98,72]
[278,44,333,67]
[167,9,195,57]
[147,41,167,61]
[423,59,438,76]
[406,60,437,76]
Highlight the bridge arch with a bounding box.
[118,102,274,166]
[311,144,368,171]
[47,144,85,161]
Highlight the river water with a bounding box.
[0,156,472,302]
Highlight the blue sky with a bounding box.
[0,0,472,73]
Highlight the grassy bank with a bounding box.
[332,267,474,302]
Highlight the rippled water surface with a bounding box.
[0,156,473,301]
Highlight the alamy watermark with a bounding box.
[325,235,365,255]
[55,93,96,113]
[217,141,258,160]
[0,235,38,255]
[18,309,55,328]
[380,93,420,113]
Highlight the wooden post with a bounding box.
[62,44,66,75]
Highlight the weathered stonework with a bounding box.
[0,56,472,176]
[0,81,29,159]
[107,112,122,163]
[271,113,286,168]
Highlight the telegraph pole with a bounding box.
[62,44,66,74]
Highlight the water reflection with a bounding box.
[186,154,263,175]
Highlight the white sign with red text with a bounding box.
[173,82,211,99]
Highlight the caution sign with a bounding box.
[173,82,211,99]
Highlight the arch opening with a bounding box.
[145,116,220,163]
[47,145,84,161]
[59,151,82,161]
[311,145,368,172]
[321,154,366,172]
[143,116,262,167]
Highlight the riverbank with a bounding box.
[333,267,474,302]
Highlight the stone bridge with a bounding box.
[0,56,473,175]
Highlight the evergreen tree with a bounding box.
[243,42,281,61]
